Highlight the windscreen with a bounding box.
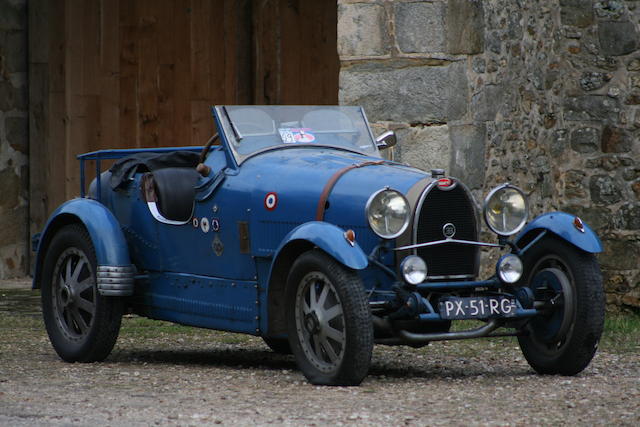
[219,106,379,163]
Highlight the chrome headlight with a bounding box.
[497,254,523,284]
[483,184,528,236]
[400,255,427,285]
[366,188,410,239]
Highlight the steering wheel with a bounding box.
[196,133,219,176]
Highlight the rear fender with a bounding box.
[515,212,603,254]
[33,198,134,296]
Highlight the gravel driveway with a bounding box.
[1,279,638,426]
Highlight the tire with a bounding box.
[41,224,123,362]
[262,337,292,355]
[286,250,373,385]
[517,235,604,375]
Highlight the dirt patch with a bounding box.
[0,279,638,426]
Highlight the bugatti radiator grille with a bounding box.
[414,185,479,279]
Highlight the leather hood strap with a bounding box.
[315,160,385,221]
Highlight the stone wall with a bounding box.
[0,0,28,278]
[338,0,640,311]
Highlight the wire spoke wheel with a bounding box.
[41,224,123,363]
[52,248,97,341]
[295,271,346,372]
[286,250,372,385]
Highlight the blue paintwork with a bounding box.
[132,272,258,334]
[33,198,132,289]
[515,212,603,253]
[273,222,369,270]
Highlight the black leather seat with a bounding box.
[150,167,199,222]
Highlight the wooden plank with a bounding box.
[173,0,191,146]
[82,0,101,96]
[28,0,52,236]
[234,0,253,104]
[190,0,212,100]
[119,0,139,147]
[209,0,226,104]
[156,1,175,146]
[191,100,213,146]
[99,0,120,149]
[138,0,160,147]
[278,0,304,104]
[253,0,280,104]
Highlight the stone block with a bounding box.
[395,2,445,53]
[565,170,588,199]
[396,125,450,171]
[599,239,640,270]
[0,80,13,111]
[338,3,390,57]
[601,126,632,153]
[590,174,623,204]
[4,30,27,73]
[560,0,594,28]
[0,0,25,31]
[0,168,21,210]
[598,21,639,56]
[449,123,486,190]
[564,96,620,121]
[603,273,631,294]
[594,1,625,20]
[619,203,640,229]
[5,116,27,153]
[570,127,600,153]
[339,60,468,123]
[446,0,484,54]
[472,84,503,122]
[579,72,611,91]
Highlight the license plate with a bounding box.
[438,296,517,320]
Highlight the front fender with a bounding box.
[33,198,133,293]
[515,212,603,254]
[275,221,369,270]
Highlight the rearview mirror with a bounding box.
[376,130,397,150]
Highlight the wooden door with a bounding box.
[28,0,338,237]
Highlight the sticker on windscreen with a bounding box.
[279,128,315,143]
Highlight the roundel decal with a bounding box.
[200,217,210,233]
[264,192,278,211]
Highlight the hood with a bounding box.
[238,147,431,254]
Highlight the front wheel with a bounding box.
[286,250,373,385]
[517,235,604,375]
[41,224,123,362]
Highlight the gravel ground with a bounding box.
[1,279,638,426]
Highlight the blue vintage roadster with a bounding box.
[33,106,605,385]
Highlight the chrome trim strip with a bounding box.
[147,202,192,226]
[395,238,502,251]
[425,274,475,280]
[97,265,135,296]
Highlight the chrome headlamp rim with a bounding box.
[365,187,411,239]
[496,253,523,284]
[483,183,529,237]
[400,255,428,285]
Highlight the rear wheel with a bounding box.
[41,224,123,362]
[517,236,604,375]
[286,250,372,385]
